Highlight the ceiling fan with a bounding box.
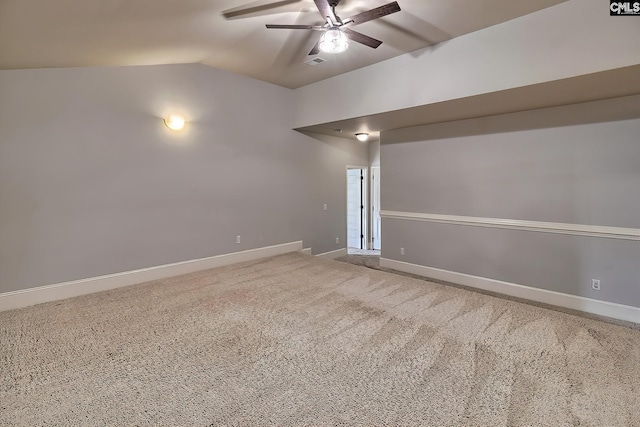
[265,0,401,55]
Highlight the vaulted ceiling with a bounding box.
[0,0,567,89]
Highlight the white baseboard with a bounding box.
[380,258,640,324]
[0,241,303,312]
[301,248,312,255]
[316,248,347,259]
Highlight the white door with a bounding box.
[347,168,364,249]
[372,167,381,250]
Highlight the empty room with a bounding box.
[1,0,639,425]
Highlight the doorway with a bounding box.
[346,167,366,251]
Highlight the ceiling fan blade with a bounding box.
[223,0,302,19]
[343,1,401,27]
[313,0,337,23]
[308,39,321,55]
[343,28,382,49]
[266,24,324,30]
[273,20,320,66]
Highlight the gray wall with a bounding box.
[381,99,640,308]
[0,64,367,293]
[368,139,380,168]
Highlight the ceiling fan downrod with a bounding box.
[331,5,343,25]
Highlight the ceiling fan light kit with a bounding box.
[319,28,349,54]
[266,0,401,57]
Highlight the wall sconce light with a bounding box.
[355,133,369,142]
[164,115,186,131]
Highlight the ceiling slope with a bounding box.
[0,0,566,88]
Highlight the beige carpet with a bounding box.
[1,253,639,426]
[347,248,381,256]
[338,253,381,269]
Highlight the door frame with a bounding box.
[346,165,368,250]
[371,166,381,250]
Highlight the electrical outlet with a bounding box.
[323,203,328,211]
[592,279,601,291]
[236,235,241,244]
[400,247,405,256]
[336,237,340,245]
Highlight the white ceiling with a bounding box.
[0,0,567,89]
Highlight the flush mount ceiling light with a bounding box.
[164,115,186,131]
[319,28,349,54]
[355,133,369,142]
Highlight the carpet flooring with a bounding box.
[347,248,381,256]
[338,254,381,269]
[1,252,639,426]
